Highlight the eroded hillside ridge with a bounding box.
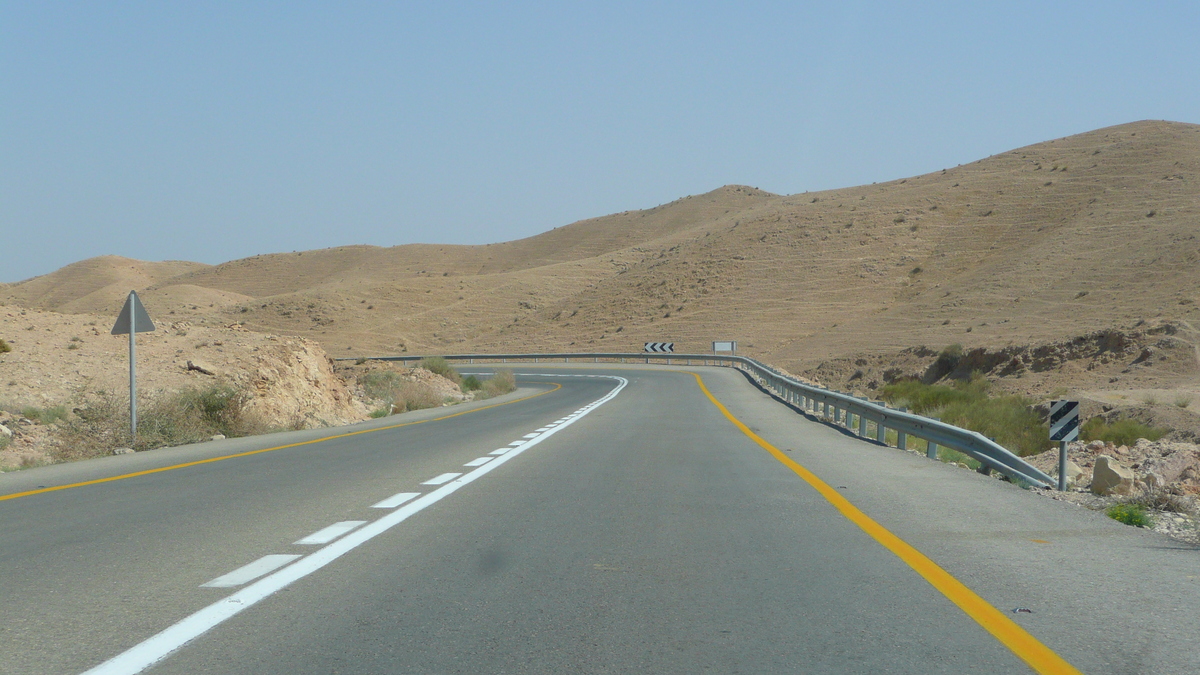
[2,120,1197,429]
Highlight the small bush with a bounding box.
[479,369,516,399]
[0,338,12,353]
[360,370,442,413]
[369,408,390,419]
[0,434,9,451]
[1081,418,1167,446]
[419,357,461,384]
[362,371,404,401]
[21,405,69,425]
[1174,395,1192,409]
[461,375,482,392]
[53,386,267,458]
[938,447,982,471]
[1125,489,1194,515]
[355,357,368,365]
[1106,503,1151,528]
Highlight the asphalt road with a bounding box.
[2,366,1197,674]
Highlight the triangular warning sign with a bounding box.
[111,291,156,335]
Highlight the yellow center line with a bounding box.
[688,371,1081,675]
[0,382,562,502]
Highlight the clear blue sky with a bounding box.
[3,1,1197,282]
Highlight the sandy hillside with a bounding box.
[3,119,1198,437]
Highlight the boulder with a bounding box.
[0,423,11,438]
[1143,471,1163,489]
[1092,455,1135,495]
[112,447,134,455]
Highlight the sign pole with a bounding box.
[129,293,137,447]
[1058,440,1067,492]
[112,290,154,450]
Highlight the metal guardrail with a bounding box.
[339,352,1054,487]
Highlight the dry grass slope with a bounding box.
[3,120,1198,431]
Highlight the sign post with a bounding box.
[1049,400,1081,491]
[111,291,156,447]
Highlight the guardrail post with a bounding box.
[927,441,938,460]
[858,414,867,437]
[876,419,886,443]
[897,430,907,450]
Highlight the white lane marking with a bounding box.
[293,521,366,546]
[200,555,300,588]
[82,375,629,675]
[488,448,510,456]
[464,457,492,467]
[508,441,526,447]
[372,492,420,509]
[535,427,551,432]
[522,433,539,439]
[422,472,462,485]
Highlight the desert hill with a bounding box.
[3,121,1198,424]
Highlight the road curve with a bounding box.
[1,366,1196,674]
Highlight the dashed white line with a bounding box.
[422,472,462,485]
[464,457,492,467]
[83,375,630,675]
[200,555,300,588]
[293,521,366,545]
[508,441,525,447]
[372,492,420,509]
[522,432,539,438]
[488,448,510,456]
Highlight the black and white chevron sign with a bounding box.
[1049,400,1080,442]
[644,342,675,353]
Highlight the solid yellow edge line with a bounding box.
[0,383,562,503]
[688,371,1081,675]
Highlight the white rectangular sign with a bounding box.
[712,341,736,353]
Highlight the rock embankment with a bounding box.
[1026,439,1200,545]
[0,308,370,469]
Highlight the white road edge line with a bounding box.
[293,521,367,546]
[82,375,628,675]
[371,492,420,509]
[421,472,462,485]
[199,555,301,588]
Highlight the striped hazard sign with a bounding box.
[643,342,675,353]
[1049,400,1080,442]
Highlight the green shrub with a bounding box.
[362,371,404,401]
[369,408,391,419]
[479,369,516,399]
[0,434,9,451]
[419,356,461,384]
[0,338,11,353]
[1081,418,1168,446]
[1175,395,1193,409]
[360,370,441,413]
[1106,503,1151,528]
[879,375,1049,456]
[21,405,69,425]
[937,447,982,471]
[461,375,482,392]
[53,386,266,458]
